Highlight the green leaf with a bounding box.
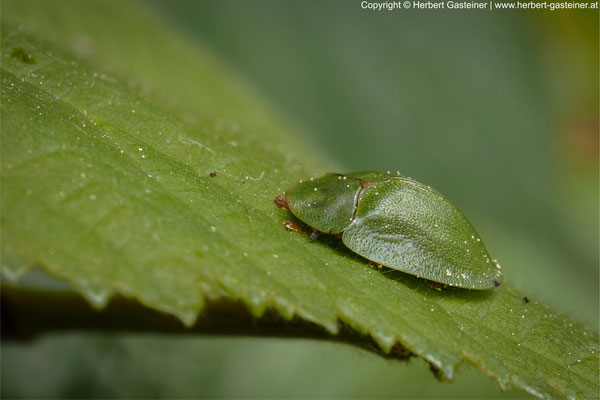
[1,1,598,398]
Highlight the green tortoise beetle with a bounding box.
[274,171,503,290]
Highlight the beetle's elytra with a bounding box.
[274,171,503,290]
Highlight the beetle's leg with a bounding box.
[425,280,446,291]
[284,220,313,233]
[274,195,289,210]
[368,260,383,269]
[284,220,320,240]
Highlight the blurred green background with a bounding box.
[2,0,598,398]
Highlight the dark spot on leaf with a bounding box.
[389,342,412,358]
[209,171,217,177]
[522,296,529,303]
[428,363,444,381]
[493,280,500,287]
[10,47,36,64]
